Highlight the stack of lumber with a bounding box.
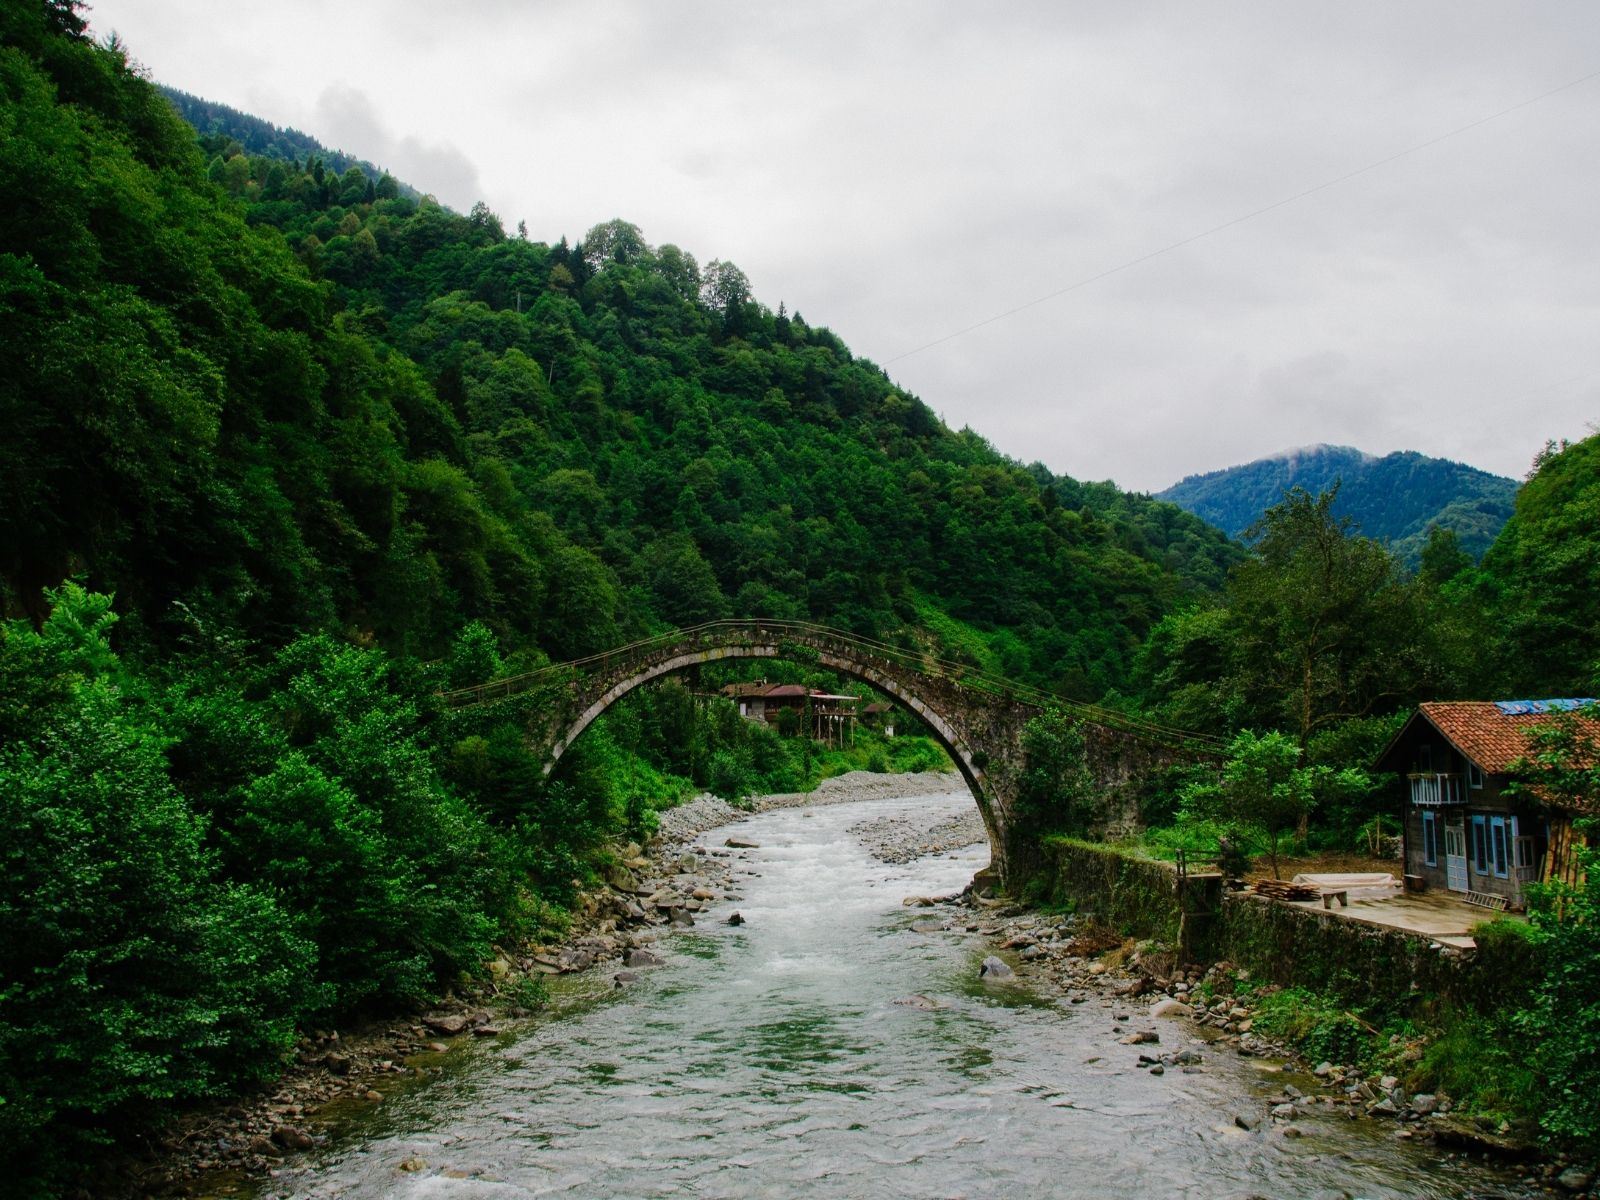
[1253,879,1319,901]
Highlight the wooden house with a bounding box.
[1374,699,1598,910]
[719,681,860,744]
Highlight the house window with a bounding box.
[1468,763,1486,789]
[1421,810,1438,867]
[1471,815,1488,874]
[1513,817,1538,871]
[1489,816,1510,879]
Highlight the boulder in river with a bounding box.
[1150,999,1192,1018]
[893,994,941,1010]
[979,956,1013,979]
[625,948,664,967]
[726,911,744,925]
[725,837,760,849]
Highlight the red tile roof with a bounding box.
[1418,700,1600,775]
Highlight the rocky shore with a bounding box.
[915,891,1593,1197]
[111,772,1591,1199]
[107,772,963,1198]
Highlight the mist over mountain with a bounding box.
[1156,444,1518,564]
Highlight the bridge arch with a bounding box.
[545,639,994,846]
[442,620,1219,887]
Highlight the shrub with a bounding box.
[0,685,314,1191]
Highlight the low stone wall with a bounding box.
[1216,892,1461,1010]
[1215,892,1538,1014]
[1038,837,1181,944]
[1038,839,1538,1014]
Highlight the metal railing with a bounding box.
[436,618,1228,756]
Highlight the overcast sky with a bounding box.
[88,0,1600,492]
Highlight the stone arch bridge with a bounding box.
[441,620,1222,886]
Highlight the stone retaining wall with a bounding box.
[1038,839,1538,1013]
[1038,837,1182,944]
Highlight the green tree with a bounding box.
[1017,709,1096,836]
[1180,730,1318,878]
[1228,486,1432,753]
[1509,703,1600,1143]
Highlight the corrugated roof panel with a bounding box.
[1494,699,1597,715]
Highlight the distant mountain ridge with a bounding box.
[159,86,421,201]
[1156,444,1518,564]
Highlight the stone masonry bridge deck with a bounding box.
[441,620,1224,886]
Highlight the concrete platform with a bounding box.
[1277,888,1521,948]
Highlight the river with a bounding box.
[264,788,1521,1200]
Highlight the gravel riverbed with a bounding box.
[113,772,1579,1199]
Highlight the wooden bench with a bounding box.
[1320,890,1349,909]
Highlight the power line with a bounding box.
[885,66,1600,365]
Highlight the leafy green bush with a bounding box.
[1248,986,1366,1066]
[0,599,314,1191]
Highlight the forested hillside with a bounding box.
[0,5,1241,1187]
[1157,444,1518,565]
[160,86,418,199]
[3,2,1239,696]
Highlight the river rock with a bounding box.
[399,1155,426,1172]
[1119,1030,1159,1045]
[1410,1093,1439,1116]
[271,1125,313,1151]
[894,994,941,1009]
[558,948,595,972]
[1557,1167,1595,1193]
[1150,999,1192,1018]
[1019,943,1047,961]
[668,908,695,928]
[423,1013,471,1035]
[625,948,664,967]
[725,837,760,849]
[1271,1103,1299,1120]
[726,912,744,925]
[1234,1113,1259,1131]
[603,862,638,891]
[979,956,1014,979]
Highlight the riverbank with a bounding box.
[115,773,1578,1199]
[104,772,964,1197]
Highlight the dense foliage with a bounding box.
[1157,444,1518,566]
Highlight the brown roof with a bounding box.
[1417,700,1600,775]
[760,683,811,699]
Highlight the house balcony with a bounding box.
[1409,772,1466,806]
